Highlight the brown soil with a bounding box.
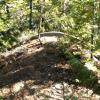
[0,38,100,100]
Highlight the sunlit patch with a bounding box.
[12,81,24,92]
[98,80,100,84]
[27,46,44,55]
[0,87,10,96]
[40,36,58,44]
[84,62,97,72]
[75,79,80,83]
[18,33,33,42]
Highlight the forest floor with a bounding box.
[0,35,100,100]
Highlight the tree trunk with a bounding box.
[29,0,32,29]
[6,4,10,18]
[91,0,96,59]
[98,1,100,34]
[63,0,67,14]
[38,0,44,45]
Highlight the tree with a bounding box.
[29,0,32,29]
[0,0,99,54]
[5,3,10,18]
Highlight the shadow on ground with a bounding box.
[0,42,100,99]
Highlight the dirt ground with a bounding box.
[0,37,100,100]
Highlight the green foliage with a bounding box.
[0,0,99,53]
[59,47,74,60]
[65,95,78,100]
[65,57,98,88]
[0,96,3,100]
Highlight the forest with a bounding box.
[0,0,100,100]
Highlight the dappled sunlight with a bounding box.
[0,38,100,99]
[84,61,97,72]
[18,32,33,42]
[0,0,100,99]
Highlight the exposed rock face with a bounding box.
[39,31,64,44]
